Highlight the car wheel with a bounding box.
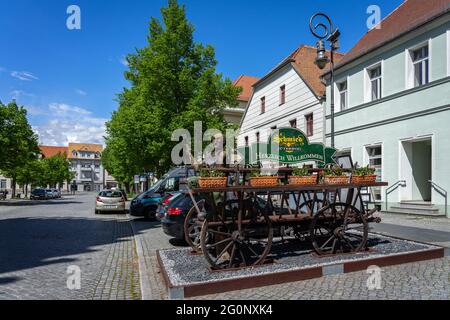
[144,208,156,220]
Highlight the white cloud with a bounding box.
[10,90,35,100]
[33,103,108,146]
[120,57,129,67]
[11,71,39,81]
[75,89,87,96]
[49,103,92,116]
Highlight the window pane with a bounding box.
[414,63,421,87]
[340,92,347,110]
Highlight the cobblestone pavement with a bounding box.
[0,194,141,300]
[189,257,450,300]
[130,218,176,300]
[135,212,450,300]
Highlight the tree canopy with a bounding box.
[104,0,240,185]
[0,100,40,196]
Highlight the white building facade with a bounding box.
[238,45,343,158]
[323,0,450,216]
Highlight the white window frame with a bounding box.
[364,61,383,103]
[363,143,384,202]
[447,30,450,77]
[335,78,349,111]
[406,40,431,89]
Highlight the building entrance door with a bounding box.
[400,138,432,202]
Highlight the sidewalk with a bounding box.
[373,213,450,249]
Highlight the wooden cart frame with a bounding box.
[184,168,387,270]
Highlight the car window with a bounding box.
[164,177,179,192]
[99,191,123,198]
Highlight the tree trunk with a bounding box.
[11,177,16,198]
[25,184,28,198]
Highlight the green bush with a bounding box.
[292,166,311,177]
[322,165,345,177]
[353,165,376,176]
[200,168,225,178]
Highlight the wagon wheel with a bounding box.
[200,210,273,270]
[309,202,368,256]
[184,200,208,253]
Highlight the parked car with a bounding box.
[51,188,61,199]
[31,189,48,200]
[95,190,126,214]
[45,189,55,199]
[111,187,127,201]
[129,167,197,219]
[0,190,8,200]
[159,192,205,241]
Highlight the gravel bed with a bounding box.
[159,233,439,287]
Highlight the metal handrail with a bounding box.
[385,180,406,212]
[429,180,447,216]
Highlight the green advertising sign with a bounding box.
[239,128,337,166]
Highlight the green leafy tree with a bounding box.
[105,0,240,181]
[16,159,43,198]
[0,101,39,197]
[40,154,72,188]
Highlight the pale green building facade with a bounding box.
[324,6,450,216]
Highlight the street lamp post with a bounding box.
[309,13,340,148]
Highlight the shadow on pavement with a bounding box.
[0,277,21,285]
[0,216,157,276]
[0,199,83,207]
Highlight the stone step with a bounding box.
[399,201,433,207]
[392,205,438,212]
[385,206,445,217]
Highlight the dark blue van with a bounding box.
[129,167,197,219]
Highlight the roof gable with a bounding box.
[253,45,344,97]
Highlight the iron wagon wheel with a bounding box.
[309,202,368,256]
[184,199,208,253]
[200,210,273,270]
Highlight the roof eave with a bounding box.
[323,10,450,77]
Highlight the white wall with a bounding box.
[238,64,324,146]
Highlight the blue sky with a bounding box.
[0,0,403,146]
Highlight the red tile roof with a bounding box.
[335,0,450,69]
[290,45,344,97]
[254,45,344,97]
[39,146,68,158]
[233,75,260,102]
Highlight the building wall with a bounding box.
[324,18,450,215]
[239,64,324,147]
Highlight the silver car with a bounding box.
[95,190,126,214]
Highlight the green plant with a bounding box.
[292,166,311,177]
[187,176,199,188]
[199,168,225,178]
[322,165,345,177]
[250,171,262,178]
[353,165,376,176]
[250,171,276,178]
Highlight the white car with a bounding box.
[95,190,126,214]
[45,189,55,199]
[51,188,61,198]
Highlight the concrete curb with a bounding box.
[128,215,153,300]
